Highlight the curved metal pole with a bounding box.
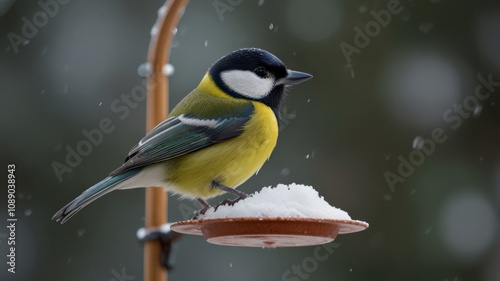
[144,1,189,281]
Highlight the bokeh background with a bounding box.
[1,0,500,280]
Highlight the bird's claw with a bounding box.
[192,207,208,220]
[213,196,248,211]
[191,196,249,220]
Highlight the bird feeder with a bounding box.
[171,184,368,247]
[172,218,368,247]
[145,3,368,281]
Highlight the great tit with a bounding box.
[53,48,312,224]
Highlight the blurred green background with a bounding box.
[1,0,500,280]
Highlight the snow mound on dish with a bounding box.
[200,183,351,220]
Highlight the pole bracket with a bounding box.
[138,223,183,270]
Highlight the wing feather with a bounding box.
[110,104,254,176]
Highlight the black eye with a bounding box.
[254,67,268,78]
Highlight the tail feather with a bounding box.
[52,169,141,224]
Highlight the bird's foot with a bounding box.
[191,196,250,219]
[192,198,211,220]
[192,208,208,220]
[213,196,246,211]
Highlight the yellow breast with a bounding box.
[165,76,279,198]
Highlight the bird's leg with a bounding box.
[211,181,250,210]
[197,198,211,209]
[193,182,250,219]
[212,181,249,199]
[192,198,211,219]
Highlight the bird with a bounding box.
[53,48,312,224]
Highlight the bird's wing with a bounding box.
[110,104,254,176]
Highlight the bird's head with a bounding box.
[209,48,312,119]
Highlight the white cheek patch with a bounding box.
[220,70,274,99]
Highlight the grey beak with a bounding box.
[282,70,313,85]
